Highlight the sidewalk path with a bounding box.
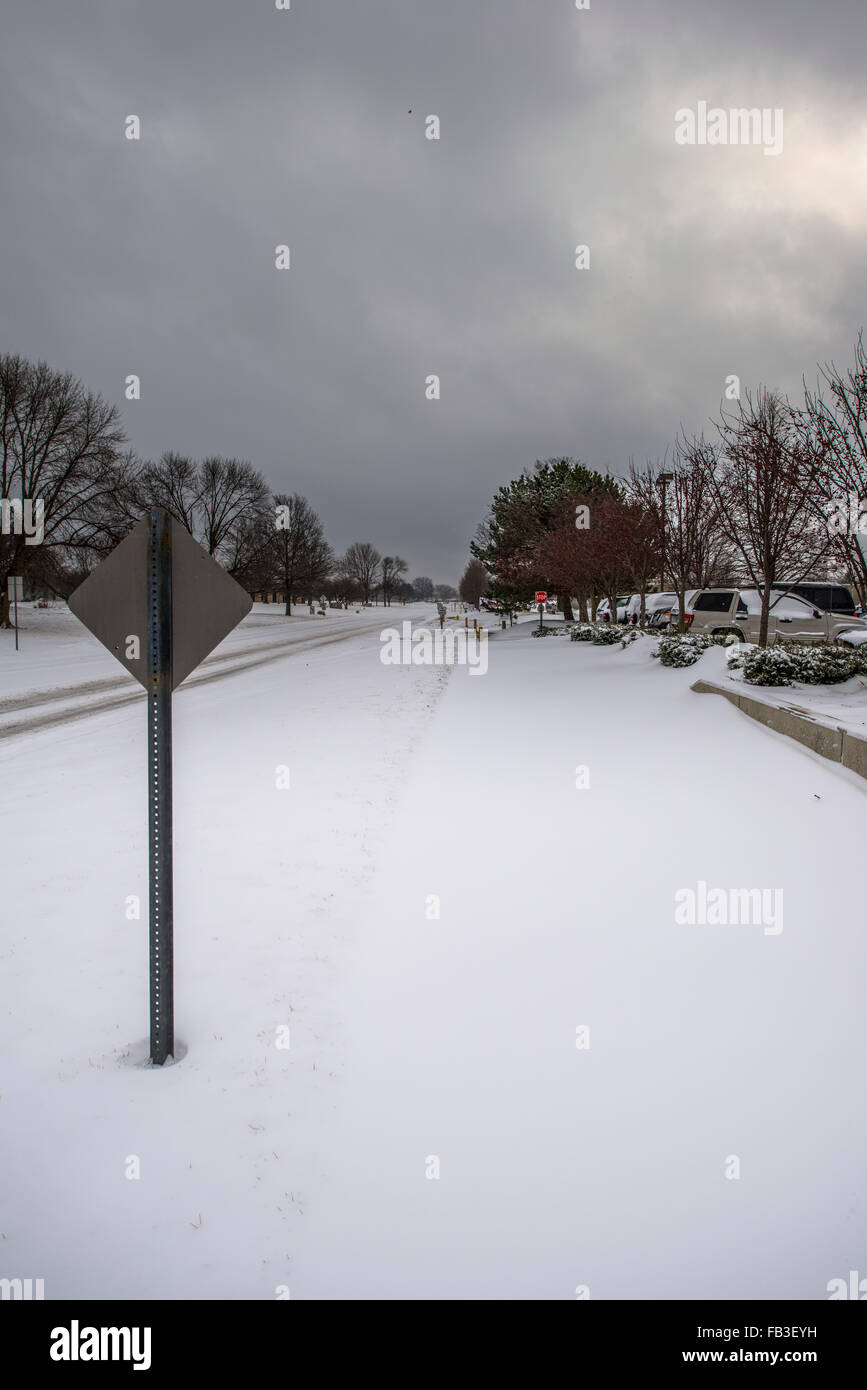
[294,627,867,1299]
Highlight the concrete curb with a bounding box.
[691,678,867,781]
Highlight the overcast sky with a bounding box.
[2,1,866,584]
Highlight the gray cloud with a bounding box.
[2,0,866,583]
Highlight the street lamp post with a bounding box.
[657,471,674,590]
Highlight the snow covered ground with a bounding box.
[1,616,865,1299]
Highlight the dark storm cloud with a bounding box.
[2,0,866,582]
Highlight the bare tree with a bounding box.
[798,332,867,603]
[434,583,458,602]
[693,389,835,645]
[136,452,273,576]
[330,556,360,607]
[134,452,200,535]
[664,438,734,630]
[0,354,131,627]
[624,461,660,622]
[343,542,382,605]
[303,531,336,601]
[197,457,271,561]
[273,493,333,614]
[587,492,639,622]
[379,555,408,607]
[222,508,278,589]
[411,576,435,601]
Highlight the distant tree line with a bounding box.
[0,353,456,626]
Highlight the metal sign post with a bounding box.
[7,576,23,651]
[535,590,547,631]
[68,508,253,1067]
[147,511,174,1065]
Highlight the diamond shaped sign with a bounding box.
[68,514,252,689]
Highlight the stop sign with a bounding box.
[535,591,548,604]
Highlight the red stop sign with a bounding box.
[535,591,548,604]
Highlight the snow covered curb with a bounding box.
[692,673,867,780]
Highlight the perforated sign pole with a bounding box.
[147,510,174,1065]
[68,507,253,1061]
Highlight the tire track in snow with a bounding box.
[0,618,392,741]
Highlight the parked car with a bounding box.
[767,581,858,617]
[623,593,640,624]
[595,595,631,623]
[619,591,700,628]
[685,587,867,644]
[638,591,679,628]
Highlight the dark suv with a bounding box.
[769,582,857,616]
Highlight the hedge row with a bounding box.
[654,632,867,684]
[731,642,867,687]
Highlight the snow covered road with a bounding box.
[0,605,398,738]
[1,618,865,1299]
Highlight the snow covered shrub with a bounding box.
[569,622,639,646]
[654,633,718,667]
[532,625,559,637]
[788,644,865,684]
[740,647,797,686]
[591,623,626,645]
